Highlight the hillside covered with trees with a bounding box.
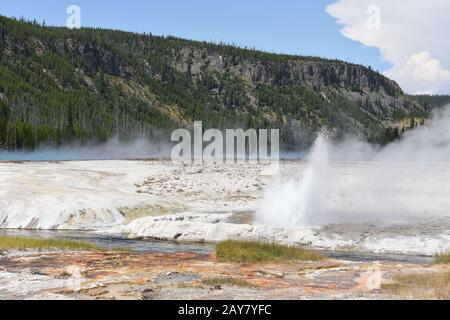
[0,15,430,150]
[411,95,450,111]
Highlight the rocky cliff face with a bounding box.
[177,47,402,95]
[0,16,426,150]
[172,47,419,130]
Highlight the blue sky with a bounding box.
[0,0,391,72]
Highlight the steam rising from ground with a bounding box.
[257,106,450,227]
[0,137,172,161]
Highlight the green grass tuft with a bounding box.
[215,240,324,264]
[434,251,450,264]
[0,236,100,251]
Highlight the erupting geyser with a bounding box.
[256,133,331,227]
[257,106,450,228]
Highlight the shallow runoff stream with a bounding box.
[0,229,434,264]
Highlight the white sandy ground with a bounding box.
[0,269,70,300]
[0,161,183,230]
[0,160,450,256]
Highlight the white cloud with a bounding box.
[326,0,450,94]
[385,52,450,95]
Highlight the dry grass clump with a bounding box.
[381,272,450,300]
[201,277,256,288]
[216,240,324,264]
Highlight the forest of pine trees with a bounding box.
[0,15,431,150]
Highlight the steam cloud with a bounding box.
[0,136,172,161]
[257,106,450,227]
